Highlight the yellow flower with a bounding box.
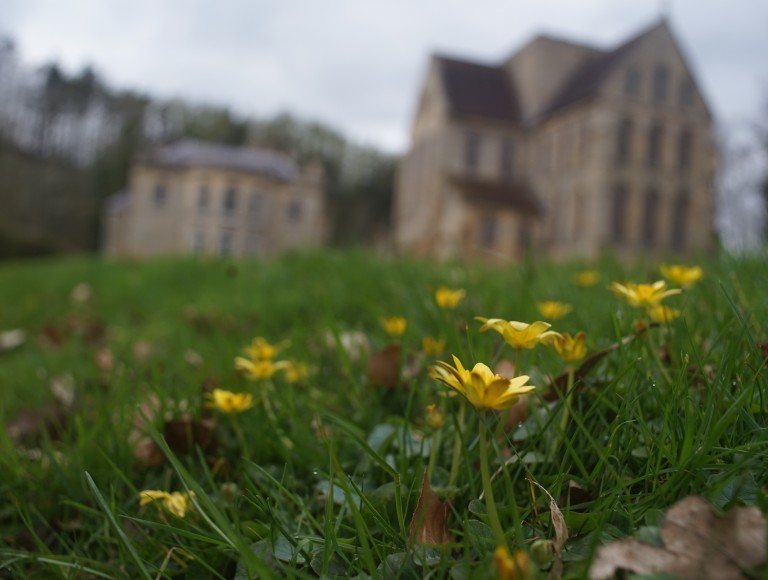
[609,280,682,310]
[381,316,408,337]
[660,264,703,287]
[139,490,195,518]
[494,546,532,580]
[553,331,587,362]
[432,355,535,411]
[206,388,254,415]
[477,318,561,349]
[575,270,599,287]
[282,361,310,383]
[648,304,681,324]
[435,286,466,309]
[424,404,445,429]
[242,336,286,361]
[421,336,445,356]
[536,301,572,320]
[235,357,286,380]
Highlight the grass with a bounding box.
[0,249,766,578]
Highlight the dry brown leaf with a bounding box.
[409,469,452,546]
[589,495,767,580]
[367,343,401,388]
[49,375,76,408]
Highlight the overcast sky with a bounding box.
[3,0,767,153]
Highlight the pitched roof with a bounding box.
[436,56,521,123]
[434,20,668,124]
[540,20,665,117]
[450,176,542,215]
[143,139,300,181]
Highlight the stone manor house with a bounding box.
[394,19,716,260]
[103,140,326,257]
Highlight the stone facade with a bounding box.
[395,19,716,261]
[103,140,326,257]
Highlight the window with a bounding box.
[647,124,663,168]
[287,199,302,222]
[198,185,209,211]
[500,138,514,181]
[219,231,234,256]
[192,231,205,253]
[464,132,480,172]
[249,191,263,224]
[677,129,693,171]
[679,79,695,108]
[223,186,237,215]
[653,64,669,103]
[616,118,633,164]
[642,188,659,248]
[479,214,496,248]
[625,66,641,96]
[153,184,167,208]
[671,191,689,251]
[611,184,629,243]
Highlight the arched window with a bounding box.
[642,188,659,248]
[616,118,633,164]
[611,184,629,244]
[671,191,689,251]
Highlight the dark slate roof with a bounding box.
[436,56,521,123]
[143,139,300,181]
[450,176,542,215]
[540,20,664,117]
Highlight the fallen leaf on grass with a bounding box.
[0,329,26,352]
[529,479,568,579]
[589,495,767,580]
[367,343,401,388]
[49,375,76,408]
[409,469,452,545]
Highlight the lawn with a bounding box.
[0,250,766,578]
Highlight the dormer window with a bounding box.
[652,64,669,103]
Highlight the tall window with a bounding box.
[219,231,234,256]
[672,191,689,251]
[249,191,263,224]
[153,184,167,208]
[479,214,496,248]
[642,188,659,248]
[653,64,669,103]
[611,184,629,243]
[464,132,480,172]
[223,186,237,215]
[198,185,209,211]
[625,66,641,96]
[677,129,693,171]
[500,138,514,181]
[287,199,302,223]
[647,124,663,168]
[616,118,633,164]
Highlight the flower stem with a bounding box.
[644,326,673,386]
[448,400,466,487]
[556,366,575,456]
[478,413,507,548]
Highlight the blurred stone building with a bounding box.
[395,19,716,260]
[103,139,326,257]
